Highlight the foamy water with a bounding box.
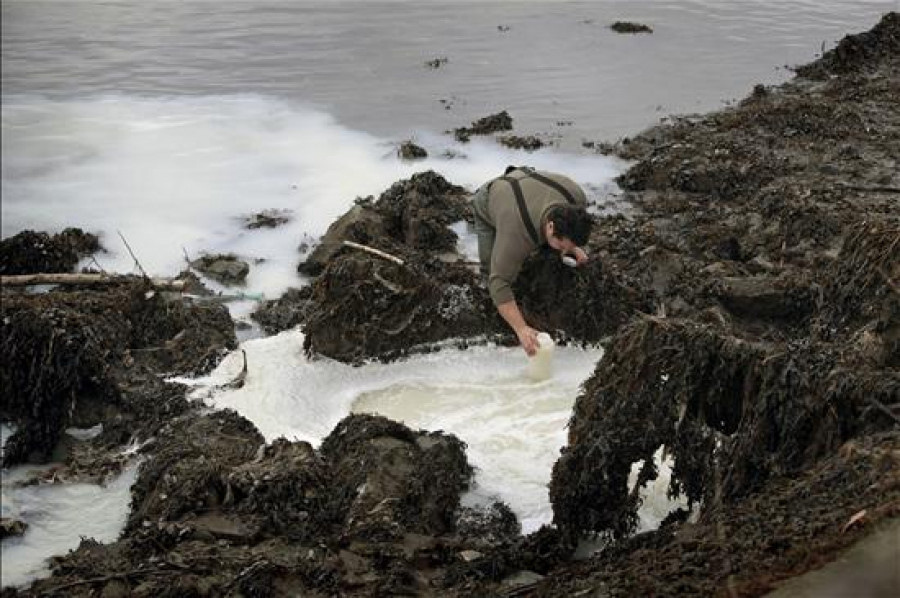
[1,95,625,299]
[180,329,603,533]
[0,460,138,588]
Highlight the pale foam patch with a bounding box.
[2,95,625,298]
[0,464,138,588]
[628,446,691,531]
[181,329,603,533]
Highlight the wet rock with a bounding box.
[0,517,28,538]
[189,253,250,285]
[398,140,428,160]
[454,110,513,142]
[424,57,448,69]
[715,275,814,321]
[610,21,653,34]
[243,208,291,230]
[498,135,545,151]
[298,203,387,276]
[321,413,473,539]
[0,228,101,275]
[250,286,313,334]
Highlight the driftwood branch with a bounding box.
[1,273,185,291]
[342,241,405,265]
[117,230,149,278]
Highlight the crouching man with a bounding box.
[471,166,593,355]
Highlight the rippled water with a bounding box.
[2,1,894,144]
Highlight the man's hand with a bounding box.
[515,325,540,357]
[573,246,589,266]
[497,300,541,356]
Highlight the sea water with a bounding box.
[2,0,894,589]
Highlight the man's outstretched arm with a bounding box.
[497,300,540,356]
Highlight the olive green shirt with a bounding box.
[472,168,587,306]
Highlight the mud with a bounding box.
[0,228,100,275]
[3,13,899,598]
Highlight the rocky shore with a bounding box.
[2,13,898,597]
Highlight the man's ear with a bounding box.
[545,220,555,238]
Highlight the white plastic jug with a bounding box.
[527,332,556,381]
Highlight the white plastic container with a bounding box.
[527,332,556,381]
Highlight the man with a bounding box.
[471,166,593,356]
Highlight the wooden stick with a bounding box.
[342,240,405,265]
[1,273,185,291]
[117,230,149,279]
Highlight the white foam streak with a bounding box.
[2,95,625,298]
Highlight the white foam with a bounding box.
[0,464,138,588]
[1,95,625,298]
[184,329,602,533]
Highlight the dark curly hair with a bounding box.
[547,204,592,246]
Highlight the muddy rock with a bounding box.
[0,228,101,275]
[454,110,513,142]
[189,253,250,285]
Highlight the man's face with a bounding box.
[547,233,577,255]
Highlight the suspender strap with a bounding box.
[524,170,578,204]
[500,176,540,244]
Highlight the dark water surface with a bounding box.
[2,0,895,145]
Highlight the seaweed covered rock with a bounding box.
[515,248,653,344]
[550,317,900,540]
[537,433,900,597]
[298,170,470,276]
[0,280,235,466]
[302,253,497,363]
[0,228,100,275]
[453,110,513,142]
[27,413,490,597]
[250,286,313,334]
[320,413,473,540]
[796,11,899,79]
